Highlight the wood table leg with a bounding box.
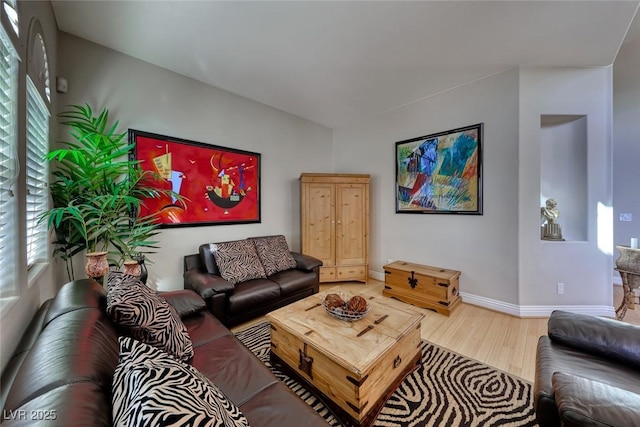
[616,271,636,320]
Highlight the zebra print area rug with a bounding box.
[234,322,538,427]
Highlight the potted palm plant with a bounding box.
[43,104,178,281]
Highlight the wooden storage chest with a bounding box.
[266,289,424,427]
[383,260,461,316]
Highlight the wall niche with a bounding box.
[540,115,588,242]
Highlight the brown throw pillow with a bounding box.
[106,272,194,362]
[112,337,250,427]
[251,235,297,276]
[211,240,267,284]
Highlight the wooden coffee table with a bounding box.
[266,286,424,427]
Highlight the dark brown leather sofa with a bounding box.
[0,279,329,426]
[534,310,640,427]
[184,241,322,327]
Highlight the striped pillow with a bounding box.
[107,272,194,362]
[251,235,297,276]
[112,337,250,427]
[211,240,267,284]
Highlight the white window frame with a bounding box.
[0,25,18,299]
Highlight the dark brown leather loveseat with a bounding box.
[0,279,329,426]
[184,238,322,327]
[534,310,640,427]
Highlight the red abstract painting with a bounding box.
[130,130,260,227]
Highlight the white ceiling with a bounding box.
[51,1,640,129]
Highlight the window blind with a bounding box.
[0,25,17,297]
[2,0,18,36]
[26,76,49,269]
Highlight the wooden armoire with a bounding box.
[300,173,370,283]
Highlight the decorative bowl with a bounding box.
[322,292,370,322]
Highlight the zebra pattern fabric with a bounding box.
[211,240,267,284]
[112,337,250,427]
[106,272,194,362]
[251,235,297,276]
[235,322,537,427]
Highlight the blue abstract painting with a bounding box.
[395,123,483,214]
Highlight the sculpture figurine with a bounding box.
[541,198,564,241]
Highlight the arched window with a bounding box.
[0,24,18,297]
[25,19,50,269]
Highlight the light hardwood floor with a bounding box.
[233,279,635,384]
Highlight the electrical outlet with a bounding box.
[620,213,633,222]
[387,258,393,264]
[557,283,565,295]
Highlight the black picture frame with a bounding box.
[395,123,483,215]
[129,129,261,227]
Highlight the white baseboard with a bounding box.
[458,292,522,316]
[369,270,616,318]
[369,270,385,282]
[460,292,615,318]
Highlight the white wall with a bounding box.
[334,66,614,314]
[333,69,521,304]
[56,33,333,291]
[613,37,640,263]
[519,67,613,309]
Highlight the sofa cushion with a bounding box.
[112,337,250,427]
[106,272,194,362]
[191,334,281,407]
[548,310,640,368]
[269,269,316,296]
[161,289,207,317]
[228,279,281,316]
[552,372,640,427]
[238,381,331,427]
[251,235,297,276]
[534,335,640,427]
[211,240,267,284]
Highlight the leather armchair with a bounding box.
[534,310,640,426]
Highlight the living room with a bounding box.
[2,1,640,425]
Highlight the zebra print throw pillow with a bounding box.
[107,272,194,362]
[210,240,267,284]
[113,337,250,427]
[251,235,297,276]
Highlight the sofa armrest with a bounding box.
[183,253,201,273]
[291,252,323,271]
[552,372,640,427]
[162,289,206,318]
[184,269,235,299]
[548,310,640,367]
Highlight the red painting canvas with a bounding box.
[130,130,260,227]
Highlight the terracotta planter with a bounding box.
[123,259,142,277]
[122,256,148,284]
[85,251,109,279]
